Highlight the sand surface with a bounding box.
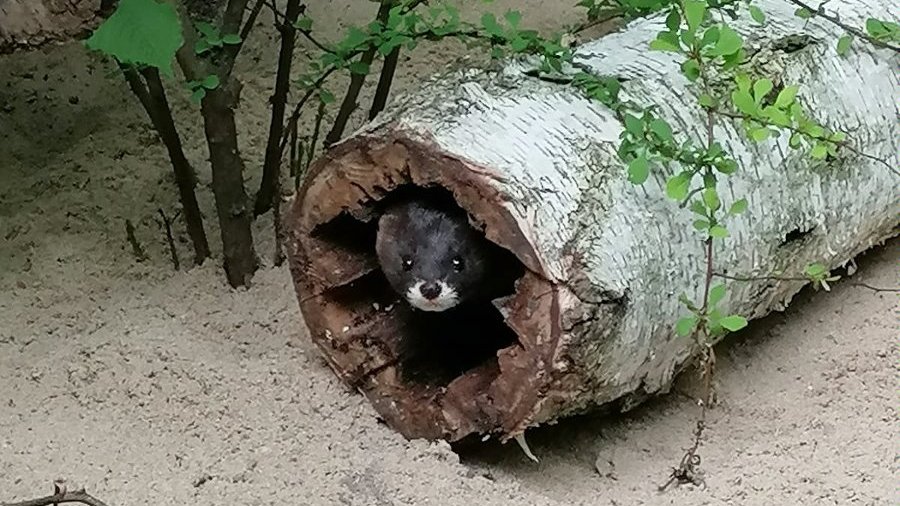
[1,2,897,505]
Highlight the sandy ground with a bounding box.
[1,2,898,505]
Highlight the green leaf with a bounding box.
[194,38,212,55]
[295,17,313,31]
[195,21,216,37]
[789,133,803,148]
[665,9,681,31]
[713,26,742,56]
[681,59,700,81]
[700,26,720,47]
[805,262,827,278]
[683,0,707,33]
[749,5,766,24]
[504,10,522,27]
[699,93,716,108]
[676,316,698,337]
[510,36,529,52]
[709,283,727,307]
[729,198,748,215]
[201,74,220,89]
[703,188,720,211]
[650,119,673,143]
[349,61,370,75]
[690,200,707,216]
[810,143,828,159]
[709,225,729,238]
[735,73,751,93]
[716,159,737,174]
[794,7,813,19]
[731,89,756,115]
[623,114,643,136]
[693,219,710,231]
[319,88,335,104]
[190,87,206,103]
[341,27,370,51]
[650,31,681,52]
[865,18,884,37]
[666,172,691,200]
[836,35,852,56]
[628,155,650,184]
[753,78,773,103]
[84,0,184,78]
[775,85,799,108]
[750,127,770,142]
[720,315,748,331]
[481,13,505,37]
[221,33,242,45]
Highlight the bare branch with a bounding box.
[714,272,900,293]
[785,0,900,53]
[254,0,305,216]
[369,45,400,120]
[2,490,111,506]
[323,0,394,147]
[716,110,900,178]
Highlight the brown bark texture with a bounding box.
[0,0,107,54]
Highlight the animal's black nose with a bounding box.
[419,282,442,300]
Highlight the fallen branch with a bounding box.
[2,482,110,506]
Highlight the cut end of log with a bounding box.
[0,0,107,55]
[284,131,589,442]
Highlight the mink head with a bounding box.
[375,200,491,312]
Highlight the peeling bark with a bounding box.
[0,0,108,54]
[285,0,900,443]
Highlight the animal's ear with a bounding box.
[377,210,399,231]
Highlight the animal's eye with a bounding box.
[401,257,414,271]
[452,256,464,272]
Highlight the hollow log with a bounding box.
[0,0,109,54]
[285,0,899,443]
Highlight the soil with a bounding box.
[1,2,897,505]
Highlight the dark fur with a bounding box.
[375,199,495,309]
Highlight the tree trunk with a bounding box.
[0,0,109,54]
[132,67,212,266]
[284,0,899,444]
[253,0,303,217]
[202,81,258,287]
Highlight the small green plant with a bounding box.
[194,21,242,55]
[187,74,221,102]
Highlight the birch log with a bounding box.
[0,0,107,54]
[285,0,899,443]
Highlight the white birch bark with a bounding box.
[287,0,899,441]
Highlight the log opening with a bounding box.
[286,135,571,441]
[308,184,525,387]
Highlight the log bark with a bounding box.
[0,0,109,54]
[285,0,900,443]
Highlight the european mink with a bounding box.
[375,199,500,312]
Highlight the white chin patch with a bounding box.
[406,280,459,312]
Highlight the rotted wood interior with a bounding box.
[285,134,567,442]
